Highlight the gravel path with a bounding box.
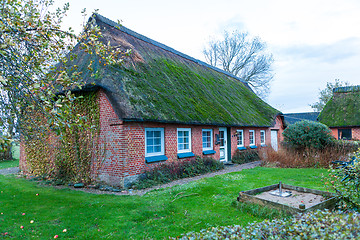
[0,167,19,175]
[0,161,261,196]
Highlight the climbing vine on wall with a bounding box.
[24,91,102,184]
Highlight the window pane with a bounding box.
[146,129,164,155]
[249,131,254,144]
[202,130,212,149]
[147,146,153,153]
[147,131,154,138]
[178,131,183,137]
[237,131,243,145]
[154,145,161,153]
[154,137,161,145]
[154,131,161,138]
[184,143,189,149]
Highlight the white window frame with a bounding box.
[260,130,266,145]
[249,130,255,146]
[202,129,213,151]
[237,130,244,147]
[177,128,192,153]
[145,128,165,157]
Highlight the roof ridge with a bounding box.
[333,85,360,93]
[93,13,250,87]
[284,112,320,115]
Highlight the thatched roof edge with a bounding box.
[122,118,273,128]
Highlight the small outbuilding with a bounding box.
[318,85,360,140]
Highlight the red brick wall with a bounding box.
[330,128,338,139]
[353,127,360,140]
[330,127,360,140]
[97,90,126,185]
[97,90,286,186]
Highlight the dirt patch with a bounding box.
[256,188,326,209]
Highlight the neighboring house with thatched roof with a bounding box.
[318,85,360,140]
[20,14,284,187]
[283,112,319,126]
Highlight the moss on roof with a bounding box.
[71,14,280,127]
[318,86,360,127]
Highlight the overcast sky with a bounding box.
[56,0,360,113]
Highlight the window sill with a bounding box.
[237,146,246,151]
[145,155,168,163]
[203,150,216,155]
[177,152,195,159]
[249,145,257,149]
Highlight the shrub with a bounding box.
[132,156,224,189]
[232,147,260,164]
[0,134,12,161]
[261,140,357,168]
[325,148,360,210]
[174,210,360,239]
[283,120,334,150]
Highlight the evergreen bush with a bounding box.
[283,120,334,150]
[325,148,360,210]
[174,210,360,239]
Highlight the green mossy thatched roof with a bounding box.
[318,86,360,127]
[72,14,280,127]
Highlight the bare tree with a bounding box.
[203,30,274,98]
[310,79,350,112]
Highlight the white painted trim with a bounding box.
[219,127,228,162]
[202,129,213,151]
[249,130,255,146]
[177,128,192,153]
[260,130,266,145]
[237,129,244,147]
[145,128,165,157]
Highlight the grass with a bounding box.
[0,167,327,239]
[0,144,20,169]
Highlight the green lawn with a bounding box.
[0,167,327,239]
[0,144,20,169]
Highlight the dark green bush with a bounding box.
[325,148,360,210]
[232,147,260,164]
[132,156,224,189]
[283,120,334,150]
[174,210,360,239]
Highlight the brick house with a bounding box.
[318,85,360,140]
[20,14,284,187]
